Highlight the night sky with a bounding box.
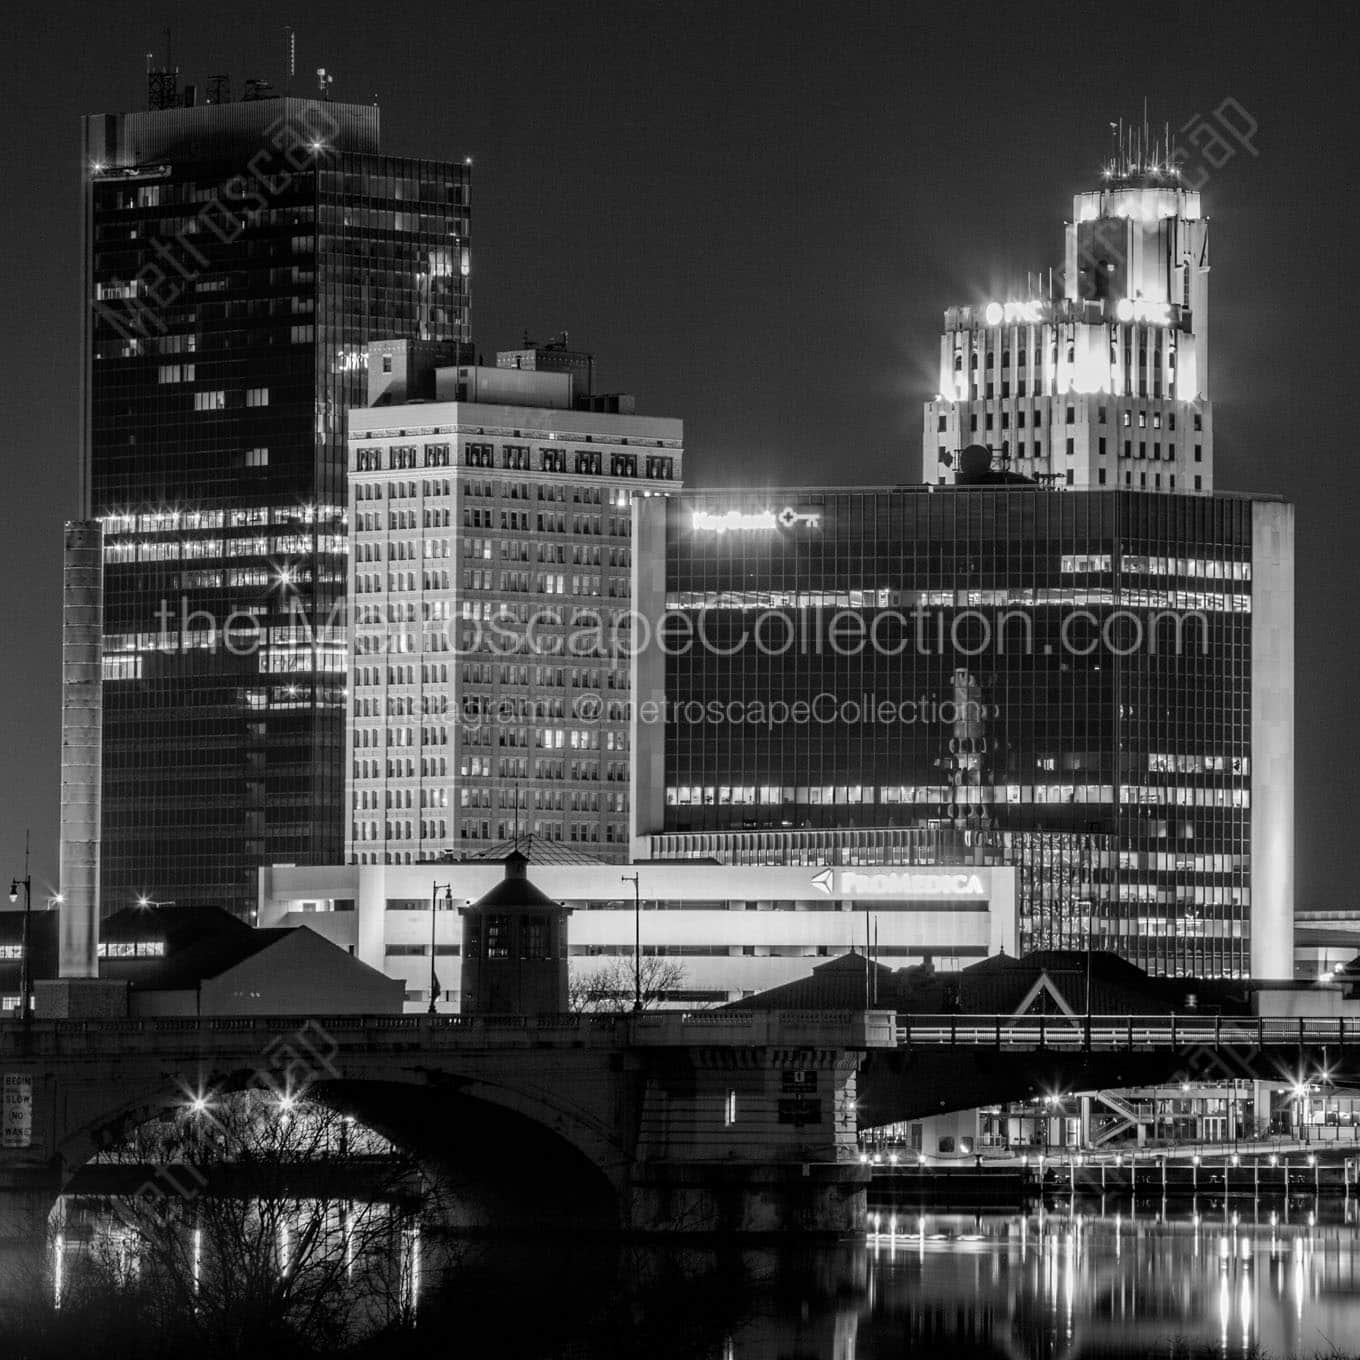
[2,0,1357,910]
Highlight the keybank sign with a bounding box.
[691,506,822,533]
[811,868,987,899]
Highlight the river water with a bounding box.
[5,1193,1360,1358]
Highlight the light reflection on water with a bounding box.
[15,1194,1360,1358]
[851,1198,1360,1360]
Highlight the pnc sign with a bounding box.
[810,868,987,899]
[982,297,1174,328]
[691,506,822,533]
[984,300,1046,326]
[1114,297,1172,326]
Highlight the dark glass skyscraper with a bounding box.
[83,97,471,915]
[632,486,1294,979]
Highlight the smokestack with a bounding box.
[59,520,102,978]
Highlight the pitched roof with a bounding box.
[954,950,1251,1015]
[464,851,567,913]
[101,928,288,991]
[723,952,898,1012]
[101,905,249,947]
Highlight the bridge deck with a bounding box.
[0,1009,896,1056]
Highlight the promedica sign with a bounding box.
[811,868,987,899]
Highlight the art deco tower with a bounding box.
[924,133,1211,493]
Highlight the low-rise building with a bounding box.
[258,843,1017,1011]
[5,905,402,1017]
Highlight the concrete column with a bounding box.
[1250,500,1293,979]
[58,520,102,979]
[628,497,668,858]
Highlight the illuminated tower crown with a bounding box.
[923,124,1212,493]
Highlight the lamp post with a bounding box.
[8,831,32,1023]
[621,873,641,1011]
[429,883,452,1016]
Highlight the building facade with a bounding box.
[923,151,1211,492]
[258,857,1017,1010]
[347,350,682,863]
[631,486,1293,979]
[84,97,471,915]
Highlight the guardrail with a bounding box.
[895,1014,1358,1050]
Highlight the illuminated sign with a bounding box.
[1115,297,1171,326]
[978,298,1175,328]
[810,868,986,898]
[984,300,1046,326]
[691,506,822,533]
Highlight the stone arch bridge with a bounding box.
[0,1010,889,1239]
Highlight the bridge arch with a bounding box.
[52,1057,627,1232]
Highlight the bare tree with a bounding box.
[46,1091,441,1358]
[569,956,692,1012]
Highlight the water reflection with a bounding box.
[858,1199,1360,1360]
[9,1195,1360,1357]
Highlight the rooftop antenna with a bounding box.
[1142,96,1149,169]
[146,31,181,110]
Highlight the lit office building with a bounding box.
[631,486,1294,979]
[923,138,1212,492]
[347,341,683,862]
[85,87,471,915]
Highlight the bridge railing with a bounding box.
[895,1014,1357,1050]
[0,1009,899,1054]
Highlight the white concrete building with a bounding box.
[348,341,682,866]
[258,853,1017,1011]
[923,147,1212,493]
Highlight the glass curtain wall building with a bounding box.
[83,97,471,915]
[632,487,1293,979]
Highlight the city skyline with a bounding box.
[2,0,1355,913]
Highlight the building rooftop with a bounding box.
[723,949,1254,1017]
[453,835,610,867]
[679,484,1288,503]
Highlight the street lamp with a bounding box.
[621,873,641,1011]
[429,883,453,1016]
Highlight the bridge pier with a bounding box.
[624,1030,877,1234]
[628,1160,868,1235]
